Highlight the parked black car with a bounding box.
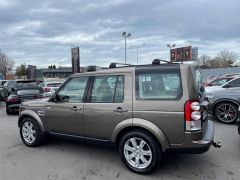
[0,80,14,101]
[1,80,42,101]
[6,87,44,114]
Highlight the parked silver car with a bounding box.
[18,61,215,174]
[206,78,240,124]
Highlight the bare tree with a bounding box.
[214,50,239,67]
[197,55,211,68]
[0,52,15,77]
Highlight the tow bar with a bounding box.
[212,140,221,148]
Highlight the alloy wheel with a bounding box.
[216,103,237,123]
[22,121,37,144]
[123,137,152,169]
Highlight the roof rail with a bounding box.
[152,59,172,65]
[109,62,132,68]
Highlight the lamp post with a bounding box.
[0,32,6,53]
[136,43,146,65]
[167,43,176,61]
[122,32,131,64]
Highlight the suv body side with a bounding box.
[19,64,212,153]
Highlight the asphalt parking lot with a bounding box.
[0,102,240,180]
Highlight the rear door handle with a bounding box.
[114,107,128,113]
[71,106,81,112]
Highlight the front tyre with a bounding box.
[119,130,161,174]
[20,117,44,147]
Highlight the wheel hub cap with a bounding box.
[22,121,36,144]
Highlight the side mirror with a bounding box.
[11,88,16,92]
[208,83,213,86]
[49,93,57,102]
[223,84,230,88]
[200,86,205,93]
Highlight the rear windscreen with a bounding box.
[16,82,38,88]
[17,89,40,95]
[47,83,62,87]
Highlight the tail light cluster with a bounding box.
[7,95,19,102]
[44,87,51,93]
[185,100,202,131]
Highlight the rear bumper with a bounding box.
[237,119,240,134]
[7,103,21,109]
[171,120,214,154]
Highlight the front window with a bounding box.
[211,78,229,86]
[57,77,89,103]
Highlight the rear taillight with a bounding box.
[44,87,50,92]
[185,100,202,131]
[7,95,19,102]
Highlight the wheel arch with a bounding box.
[18,110,46,132]
[111,118,171,152]
[213,99,239,115]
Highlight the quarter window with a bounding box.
[57,77,89,103]
[90,75,124,103]
[136,73,182,100]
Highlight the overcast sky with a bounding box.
[0,0,240,68]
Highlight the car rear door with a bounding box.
[83,73,132,140]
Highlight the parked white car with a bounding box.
[39,80,64,97]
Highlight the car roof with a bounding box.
[71,63,190,77]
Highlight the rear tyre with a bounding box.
[20,117,44,147]
[215,102,238,124]
[119,130,161,174]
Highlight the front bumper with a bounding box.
[171,120,214,154]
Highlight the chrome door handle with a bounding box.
[114,107,128,113]
[71,106,81,112]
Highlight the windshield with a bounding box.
[3,81,14,87]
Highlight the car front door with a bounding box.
[83,73,132,140]
[43,76,89,136]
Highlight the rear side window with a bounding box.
[136,69,182,100]
[90,75,124,103]
[226,78,240,88]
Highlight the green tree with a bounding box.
[16,63,27,77]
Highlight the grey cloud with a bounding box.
[0,0,239,68]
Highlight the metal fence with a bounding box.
[200,67,240,81]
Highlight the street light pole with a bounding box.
[136,43,145,65]
[167,43,176,61]
[122,32,131,64]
